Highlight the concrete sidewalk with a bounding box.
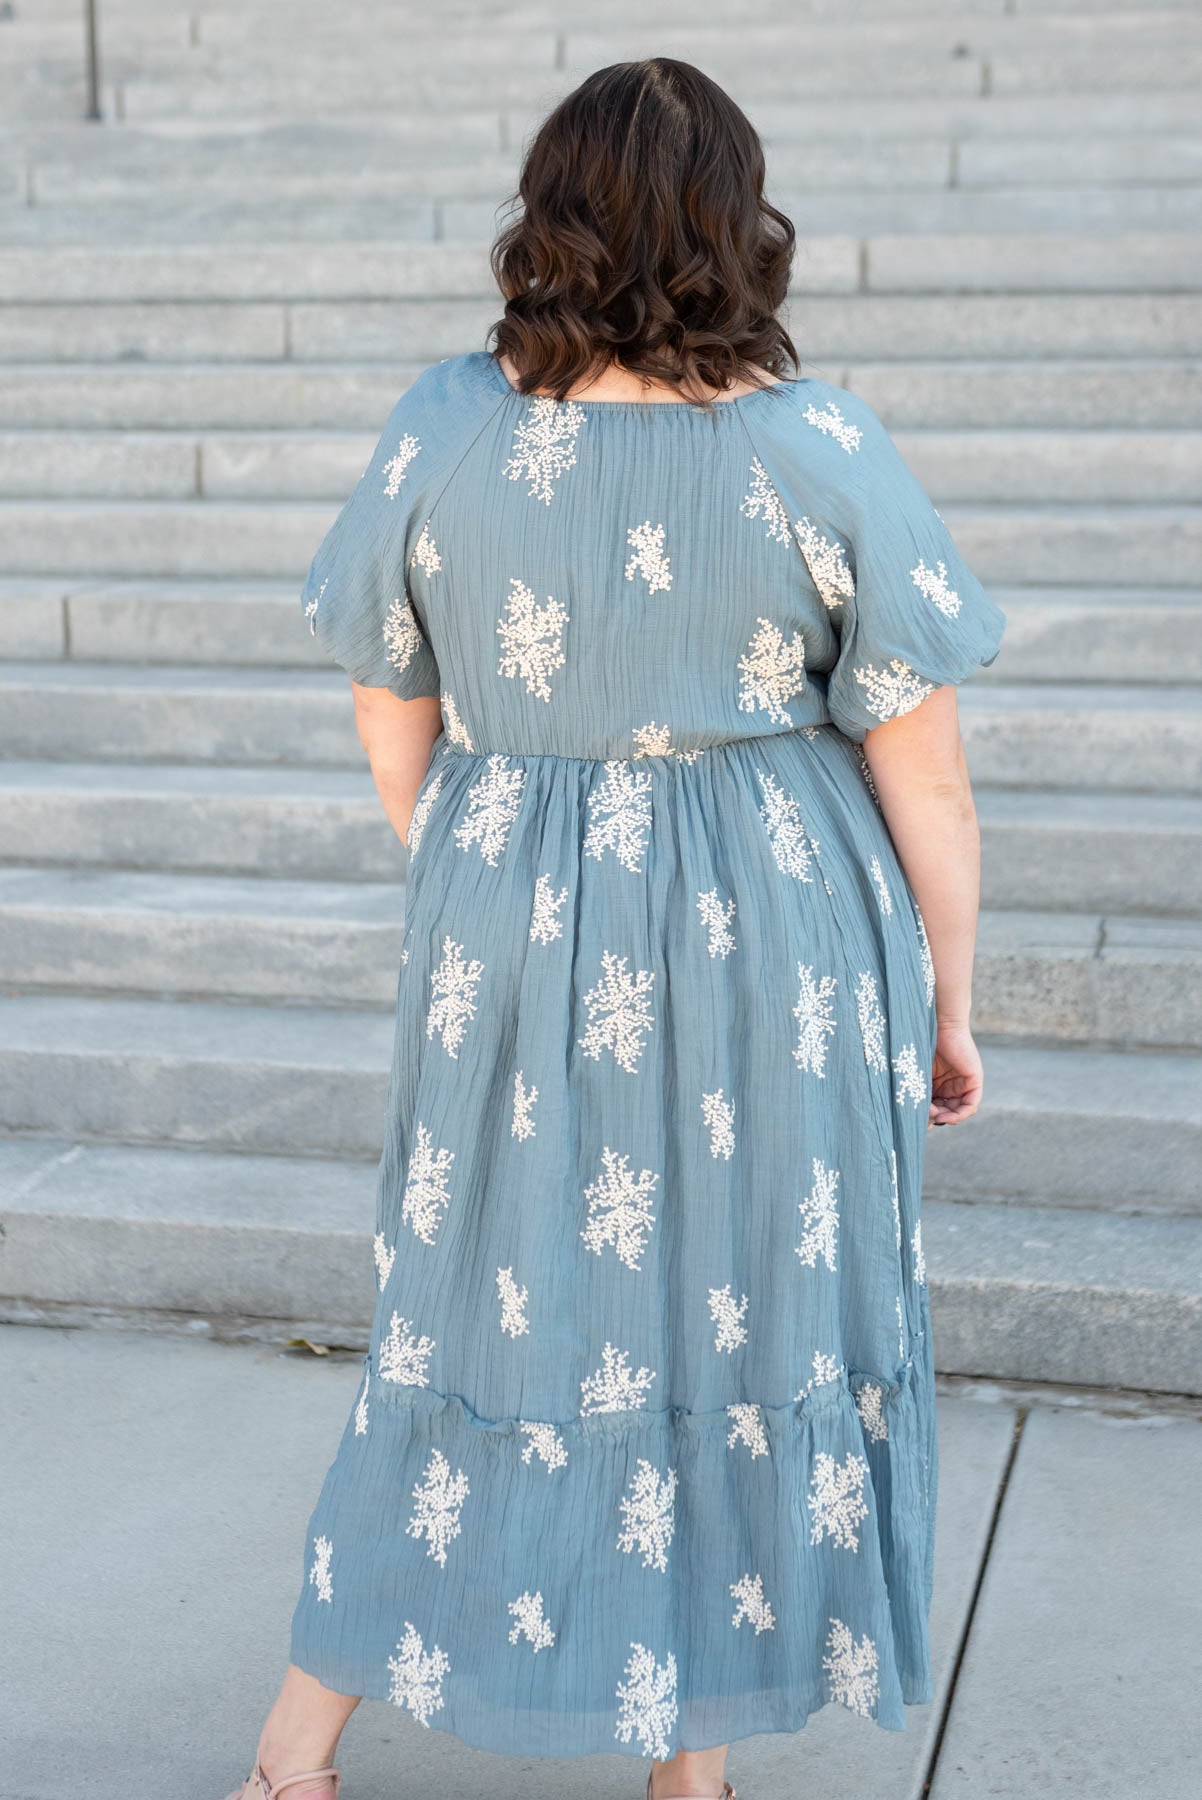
[1,1325,1198,1800]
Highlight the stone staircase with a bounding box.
[1,0,1200,1394]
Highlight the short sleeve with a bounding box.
[822,394,1006,743]
[300,395,441,702]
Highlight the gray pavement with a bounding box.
[2,1324,1199,1799]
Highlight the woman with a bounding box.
[226,57,1004,1800]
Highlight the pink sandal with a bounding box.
[223,1763,340,1800]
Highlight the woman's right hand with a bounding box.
[929,1023,984,1128]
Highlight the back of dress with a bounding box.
[291,348,1005,1746]
[304,348,1003,760]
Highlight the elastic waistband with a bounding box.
[438,726,829,766]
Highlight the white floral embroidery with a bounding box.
[756,768,813,882]
[411,524,441,577]
[382,433,420,496]
[624,520,672,594]
[378,1311,435,1386]
[496,1265,530,1338]
[519,1421,568,1472]
[614,1642,678,1760]
[796,1349,843,1400]
[854,659,934,722]
[578,952,655,1075]
[856,744,881,808]
[402,1122,455,1244]
[581,1147,659,1272]
[809,1450,870,1552]
[696,888,736,958]
[304,576,327,636]
[708,1283,749,1353]
[383,596,422,672]
[912,555,961,618]
[632,722,703,762]
[726,1402,769,1459]
[308,1534,333,1603]
[856,1381,889,1443]
[916,908,935,1006]
[739,458,790,543]
[496,577,569,702]
[580,1341,656,1415]
[804,400,862,455]
[793,964,838,1077]
[617,1459,677,1571]
[701,1088,736,1160]
[897,1293,906,1362]
[529,872,569,944]
[407,770,443,858]
[796,1158,841,1272]
[912,1219,927,1286]
[372,1231,395,1290]
[891,1148,902,1249]
[823,1618,879,1716]
[387,1621,450,1725]
[737,616,805,726]
[584,761,652,874]
[893,1042,927,1109]
[453,753,526,865]
[731,1572,776,1635]
[440,690,473,752]
[869,854,893,916]
[508,1590,555,1652]
[511,1069,538,1141]
[794,517,855,609]
[503,396,586,505]
[426,934,483,1059]
[353,1364,369,1436]
[407,1448,469,1568]
[856,971,887,1073]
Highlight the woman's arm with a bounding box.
[350,683,444,847]
[860,684,985,1128]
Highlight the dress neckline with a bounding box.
[485,351,800,411]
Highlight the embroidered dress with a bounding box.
[290,351,1006,1753]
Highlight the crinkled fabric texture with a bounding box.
[290,351,1006,1757]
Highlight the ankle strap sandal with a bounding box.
[224,1762,341,1800]
[644,1775,735,1800]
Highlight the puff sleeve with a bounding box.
[820,393,1006,743]
[299,394,441,702]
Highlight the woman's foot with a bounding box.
[649,1745,731,1798]
[251,1664,360,1799]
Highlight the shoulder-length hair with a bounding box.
[488,58,798,408]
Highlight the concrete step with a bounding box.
[1,428,1197,505]
[1,292,1200,365]
[3,359,1199,435]
[22,132,1202,205]
[972,911,1202,1051]
[974,789,1202,916]
[2,664,1199,792]
[958,682,1202,793]
[0,865,1197,1049]
[2,1134,1198,1391]
[2,763,1194,912]
[0,993,393,1158]
[0,760,407,881]
[7,580,1196,683]
[1,236,1197,305]
[926,1042,1202,1214]
[1,498,1199,584]
[0,866,405,1007]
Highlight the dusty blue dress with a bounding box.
[289,350,1006,1756]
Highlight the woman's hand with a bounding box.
[929,1022,984,1127]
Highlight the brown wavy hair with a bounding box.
[488,59,799,408]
